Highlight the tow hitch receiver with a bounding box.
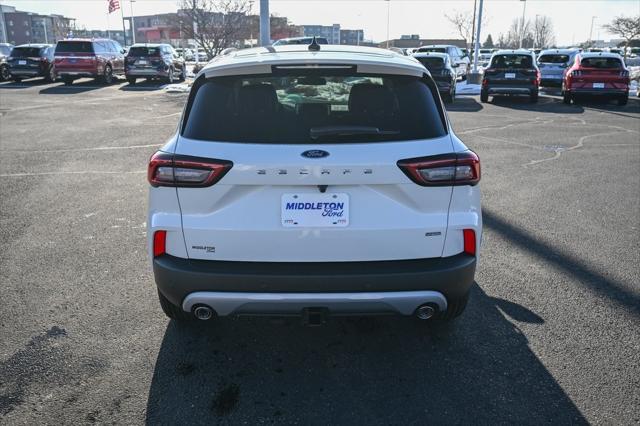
[302,307,328,326]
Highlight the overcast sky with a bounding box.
[2,0,639,45]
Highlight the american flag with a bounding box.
[108,0,120,14]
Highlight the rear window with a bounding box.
[580,57,622,69]
[128,46,162,57]
[10,47,42,57]
[416,57,444,70]
[491,54,534,69]
[55,41,94,54]
[538,54,570,63]
[418,47,446,54]
[183,73,446,144]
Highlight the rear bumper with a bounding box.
[486,85,537,95]
[183,290,449,316]
[153,253,477,312]
[126,69,168,77]
[569,88,628,96]
[9,69,43,77]
[540,78,563,87]
[57,70,98,78]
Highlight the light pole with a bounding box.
[518,0,527,49]
[589,16,597,46]
[130,0,136,44]
[259,0,270,46]
[472,0,484,74]
[385,0,391,48]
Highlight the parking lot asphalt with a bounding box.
[1,78,639,425]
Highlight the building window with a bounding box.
[8,20,13,26]
[25,30,30,36]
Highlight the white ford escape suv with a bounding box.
[147,43,481,324]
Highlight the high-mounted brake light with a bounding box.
[147,151,233,188]
[153,230,166,257]
[463,229,476,256]
[397,151,481,186]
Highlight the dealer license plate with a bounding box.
[593,82,605,89]
[18,60,26,65]
[282,193,349,227]
[505,73,516,79]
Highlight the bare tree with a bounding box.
[533,15,555,49]
[445,10,488,51]
[173,0,250,58]
[603,15,640,57]
[498,18,534,49]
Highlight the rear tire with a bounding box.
[12,77,22,83]
[437,292,469,321]
[101,65,113,85]
[158,290,194,321]
[562,91,572,104]
[530,90,539,103]
[62,76,73,86]
[44,66,56,83]
[127,76,136,85]
[178,67,186,82]
[617,95,628,106]
[480,89,489,103]
[166,67,175,84]
[0,64,10,81]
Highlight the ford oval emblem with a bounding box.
[301,150,330,159]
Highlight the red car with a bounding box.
[54,39,125,85]
[562,52,629,106]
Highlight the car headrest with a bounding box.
[237,83,278,115]
[348,83,396,116]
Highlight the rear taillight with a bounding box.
[153,230,166,257]
[463,229,476,256]
[397,151,480,186]
[571,70,582,77]
[620,70,629,78]
[147,151,233,188]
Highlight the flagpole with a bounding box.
[120,3,127,46]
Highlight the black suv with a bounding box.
[125,44,185,84]
[481,50,540,103]
[7,44,56,82]
[412,52,457,103]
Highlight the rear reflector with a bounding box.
[148,151,233,187]
[397,151,481,186]
[153,230,166,257]
[463,229,476,256]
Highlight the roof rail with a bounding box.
[220,47,237,56]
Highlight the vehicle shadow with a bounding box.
[570,97,640,118]
[145,284,586,424]
[38,79,116,95]
[483,208,640,318]
[0,78,50,89]
[119,81,167,92]
[446,96,483,112]
[488,95,586,114]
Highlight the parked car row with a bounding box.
[478,49,631,105]
[0,39,186,85]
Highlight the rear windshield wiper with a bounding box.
[310,126,400,140]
